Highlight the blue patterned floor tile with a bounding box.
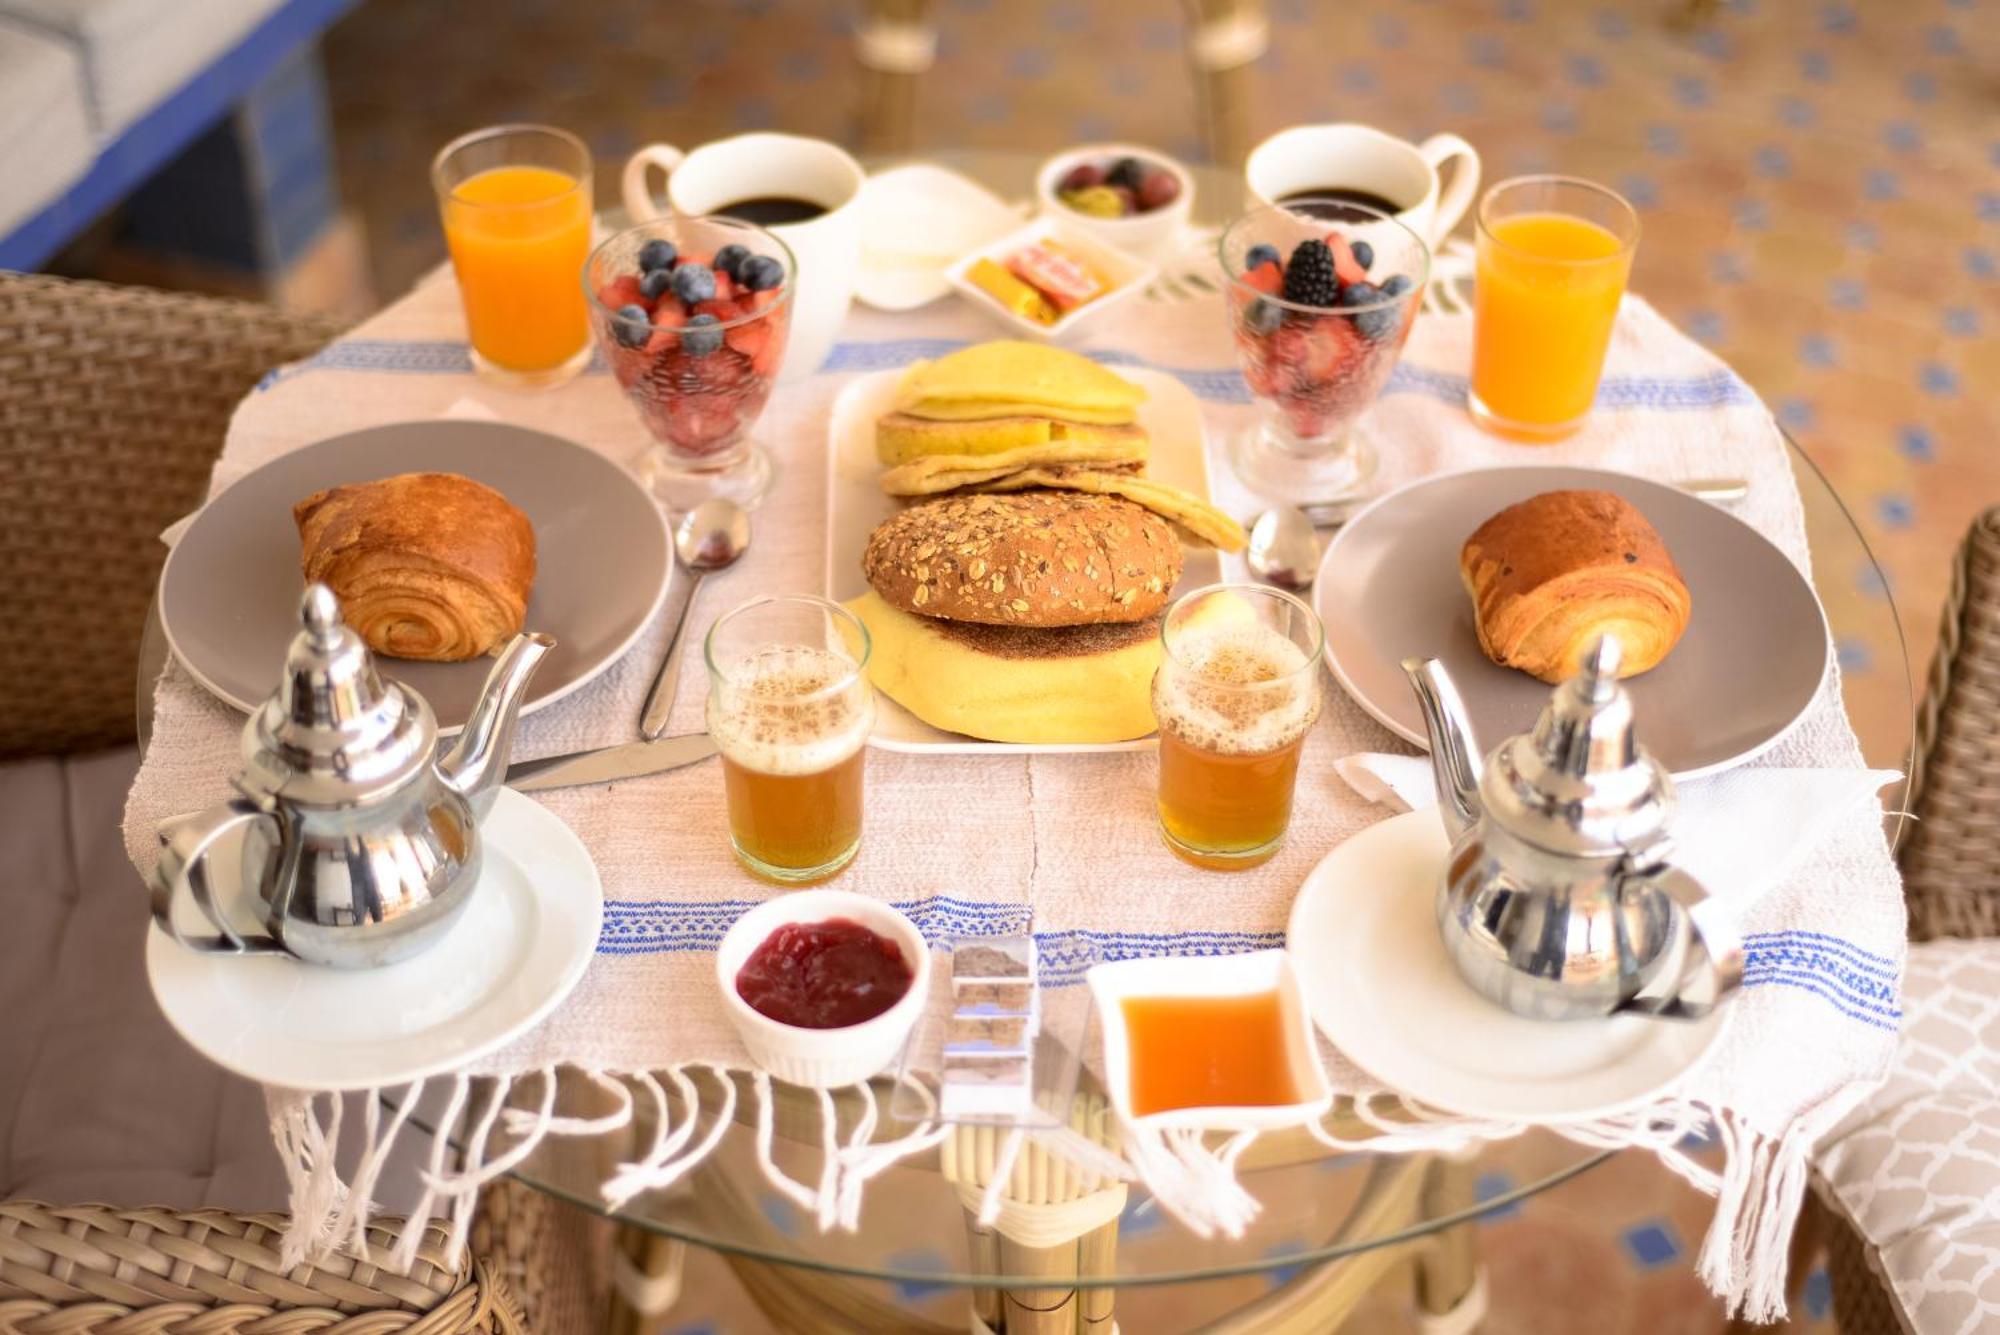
[1621,1220,1685,1270]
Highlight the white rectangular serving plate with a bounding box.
[824,364,1223,755]
[1086,948,1333,1134]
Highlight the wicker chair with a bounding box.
[0,272,616,1334]
[0,1203,523,1334]
[1805,504,2000,1334]
[0,272,343,759]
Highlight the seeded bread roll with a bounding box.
[862,491,1181,627]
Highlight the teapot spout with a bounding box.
[1400,656,1482,840]
[440,632,555,822]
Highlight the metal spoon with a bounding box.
[638,499,751,741]
[1245,506,1320,593]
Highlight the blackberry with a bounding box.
[1282,238,1342,308]
[1106,157,1145,191]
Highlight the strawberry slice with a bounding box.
[1298,313,1363,384]
[725,319,771,363]
[1326,234,1368,287]
[712,271,739,303]
[693,298,747,324]
[1242,260,1283,296]
[599,274,648,312]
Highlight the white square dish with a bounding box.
[822,364,1223,754]
[944,215,1157,341]
[1087,949,1333,1132]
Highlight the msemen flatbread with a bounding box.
[964,470,1248,552]
[894,341,1146,422]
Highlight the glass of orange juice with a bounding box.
[432,125,595,388]
[1469,176,1639,441]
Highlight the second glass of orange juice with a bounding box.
[1469,176,1639,440]
[433,125,595,388]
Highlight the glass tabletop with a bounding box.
[371,154,1915,1294]
[135,151,1914,1298]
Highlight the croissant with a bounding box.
[294,472,536,662]
[1460,489,1691,684]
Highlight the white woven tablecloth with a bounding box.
[122,265,1904,1319]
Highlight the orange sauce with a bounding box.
[1121,991,1301,1115]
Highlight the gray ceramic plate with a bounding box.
[160,421,671,733]
[1313,465,1830,780]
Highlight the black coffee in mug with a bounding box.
[1275,186,1408,221]
[714,195,828,226]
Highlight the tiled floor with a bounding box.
[311,0,1993,1328]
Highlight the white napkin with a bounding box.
[1334,752,1901,909]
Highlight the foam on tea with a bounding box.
[709,645,871,776]
[1153,623,1320,756]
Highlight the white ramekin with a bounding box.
[716,890,930,1089]
[1034,143,1196,261]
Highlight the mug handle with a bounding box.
[1418,133,1481,244]
[150,798,286,955]
[621,143,686,223]
[1613,866,1745,1022]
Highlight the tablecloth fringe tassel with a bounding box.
[266,1074,1847,1323]
[270,1064,960,1274]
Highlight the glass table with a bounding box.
[135,153,1915,1334]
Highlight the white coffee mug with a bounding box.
[1244,124,1480,246]
[623,133,864,380]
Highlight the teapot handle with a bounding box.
[1613,866,1744,1021]
[150,798,287,955]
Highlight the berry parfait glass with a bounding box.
[1219,201,1429,509]
[584,216,794,510]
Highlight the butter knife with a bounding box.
[506,733,719,793]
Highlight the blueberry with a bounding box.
[1343,280,1382,307]
[1382,274,1413,297]
[1350,239,1375,271]
[611,304,651,348]
[671,264,716,304]
[713,243,750,278]
[639,267,675,302]
[1245,297,1284,334]
[738,254,784,291]
[637,239,677,273]
[1355,307,1399,340]
[1245,243,1281,272]
[681,312,723,357]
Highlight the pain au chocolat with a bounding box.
[1460,489,1691,684]
[862,491,1181,627]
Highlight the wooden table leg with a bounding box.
[1414,1153,1480,1325]
[997,1229,1081,1335]
[1076,1217,1118,1333]
[965,1207,1004,1332]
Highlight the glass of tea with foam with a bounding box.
[705,595,874,885]
[1152,585,1323,871]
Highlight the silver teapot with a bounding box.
[150,584,553,969]
[1402,637,1742,1022]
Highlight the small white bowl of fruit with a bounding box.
[1036,144,1193,261]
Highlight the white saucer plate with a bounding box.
[1287,810,1731,1123]
[147,789,602,1092]
[824,364,1221,754]
[855,164,1023,312]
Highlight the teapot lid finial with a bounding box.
[1486,635,1675,857]
[300,582,344,649]
[240,586,436,805]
